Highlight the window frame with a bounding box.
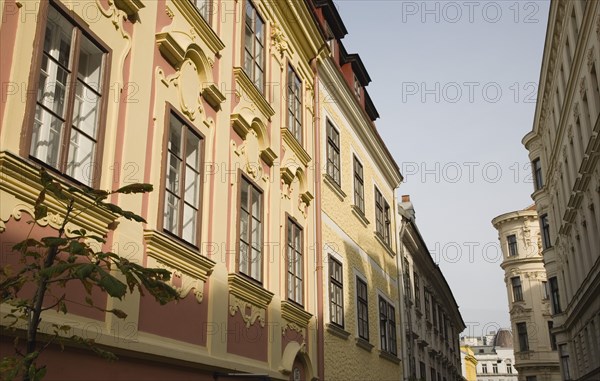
[511,276,524,302]
[242,0,266,94]
[517,322,529,352]
[507,234,518,256]
[326,119,341,186]
[532,158,543,190]
[353,155,365,213]
[191,0,213,25]
[329,256,344,328]
[237,171,264,283]
[375,187,391,245]
[378,295,397,356]
[540,214,552,249]
[413,272,421,311]
[356,276,369,341]
[160,104,206,247]
[22,0,111,188]
[287,64,303,144]
[549,276,562,314]
[286,215,304,305]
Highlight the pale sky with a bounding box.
[335,0,550,337]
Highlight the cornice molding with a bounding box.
[233,67,276,121]
[169,0,225,55]
[281,128,311,167]
[228,273,274,310]
[281,300,313,328]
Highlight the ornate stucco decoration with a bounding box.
[587,47,595,70]
[231,113,277,180]
[229,294,266,328]
[233,67,276,121]
[228,273,274,328]
[143,230,216,303]
[233,130,264,181]
[281,128,311,168]
[282,322,304,336]
[298,191,314,218]
[113,0,144,17]
[0,152,114,236]
[281,300,313,329]
[271,23,289,60]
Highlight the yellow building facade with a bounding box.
[460,346,477,381]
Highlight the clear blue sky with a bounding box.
[335,0,550,337]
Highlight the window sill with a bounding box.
[326,323,350,340]
[281,300,313,328]
[355,337,374,352]
[281,127,311,167]
[233,67,275,120]
[378,350,400,364]
[351,205,370,227]
[323,173,346,201]
[374,232,395,256]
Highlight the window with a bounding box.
[239,176,263,282]
[507,365,513,374]
[163,111,203,244]
[540,214,552,249]
[356,277,369,340]
[419,362,426,381]
[482,363,488,373]
[353,74,361,100]
[542,281,549,300]
[414,272,421,311]
[353,156,365,213]
[379,296,397,356]
[329,257,344,327]
[511,277,523,302]
[424,289,431,321]
[286,218,303,304]
[548,321,557,350]
[430,367,436,381]
[559,344,571,380]
[507,234,518,256]
[492,363,498,374]
[517,322,529,351]
[326,121,340,185]
[403,258,411,303]
[526,377,537,381]
[532,158,543,190]
[287,66,302,144]
[30,4,107,186]
[549,276,562,313]
[375,187,391,244]
[191,0,212,23]
[243,0,265,93]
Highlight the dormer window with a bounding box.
[353,74,361,100]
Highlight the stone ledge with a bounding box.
[379,350,400,364]
[355,337,374,352]
[323,173,346,201]
[351,205,370,227]
[326,323,350,340]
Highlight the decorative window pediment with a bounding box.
[233,67,276,121]
[114,0,145,17]
[228,273,274,327]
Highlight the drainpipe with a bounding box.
[396,210,411,381]
[310,46,326,381]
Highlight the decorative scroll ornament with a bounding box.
[282,322,304,336]
[271,23,289,59]
[154,262,204,302]
[233,130,263,181]
[229,294,266,328]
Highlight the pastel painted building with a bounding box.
[0,0,326,379]
[492,207,561,381]
[461,346,478,381]
[470,330,518,381]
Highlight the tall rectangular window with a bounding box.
[286,218,303,304]
[419,362,426,380]
[559,344,571,380]
[492,363,498,374]
[329,257,344,327]
[424,290,431,321]
[353,156,365,213]
[548,321,557,350]
[353,74,361,101]
[507,234,518,256]
[375,188,391,244]
[542,281,549,300]
[512,276,523,302]
[356,277,369,340]
[533,158,543,190]
[414,272,421,311]
[549,276,562,313]
[239,176,263,282]
[243,0,265,93]
[287,66,302,144]
[540,214,552,249]
[192,0,212,23]
[482,364,488,373]
[30,4,107,186]
[517,322,529,351]
[507,365,513,374]
[326,121,340,185]
[379,296,397,356]
[164,112,203,245]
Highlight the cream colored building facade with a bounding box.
[522,0,600,380]
[492,208,561,381]
[308,2,405,380]
[398,198,466,381]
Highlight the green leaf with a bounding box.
[34,205,48,220]
[102,202,124,215]
[33,366,47,381]
[12,239,43,252]
[40,168,53,186]
[108,308,128,319]
[74,264,96,279]
[39,262,75,278]
[115,183,153,194]
[67,241,86,255]
[41,237,69,247]
[121,210,146,223]
[97,268,127,298]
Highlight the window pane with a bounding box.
[168,117,182,157]
[164,193,179,232]
[31,107,63,167]
[185,165,199,207]
[182,203,197,243]
[166,154,181,194]
[251,248,261,280]
[66,128,95,185]
[73,81,100,138]
[239,242,249,273]
[78,36,103,92]
[45,8,73,67]
[240,210,249,240]
[38,62,69,117]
